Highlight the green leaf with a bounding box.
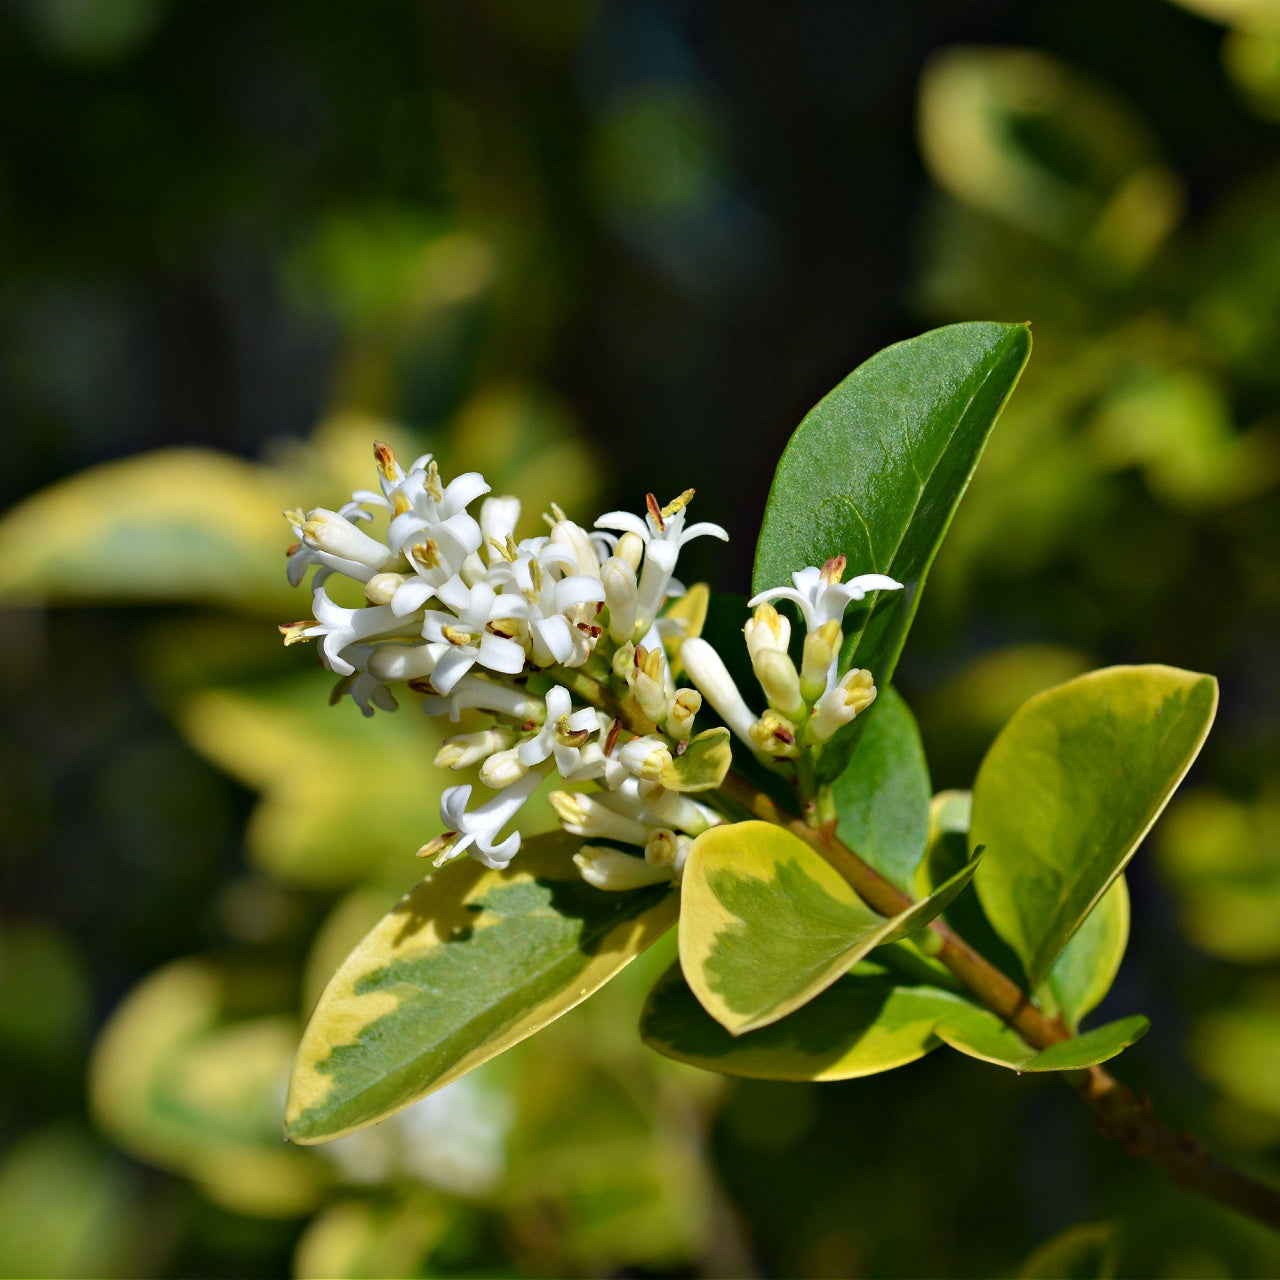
[285,832,677,1143]
[831,687,932,892]
[659,727,732,792]
[752,321,1031,776]
[678,821,982,1035]
[936,1004,1150,1072]
[972,665,1218,984]
[641,961,969,1081]
[1018,1222,1120,1280]
[1040,877,1130,1032]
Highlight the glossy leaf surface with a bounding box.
[831,687,932,892]
[678,821,981,1035]
[286,833,677,1143]
[936,1005,1150,1072]
[972,665,1217,984]
[752,321,1031,777]
[1040,877,1130,1031]
[641,962,968,1081]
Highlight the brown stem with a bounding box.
[716,770,1280,1233]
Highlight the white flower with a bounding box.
[748,555,902,633]
[280,586,419,676]
[433,768,546,870]
[435,727,517,770]
[573,846,675,891]
[809,668,878,743]
[421,580,527,693]
[595,490,728,628]
[419,673,544,724]
[679,636,761,750]
[549,790,654,845]
[516,686,601,776]
[491,543,605,669]
[285,506,393,586]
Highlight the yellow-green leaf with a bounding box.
[935,1004,1150,1072]
[641,962,969,1081]
[678,820,982,1035]
[972,665,1217,985]
[286,832,677,1143]
[659,727,732,792]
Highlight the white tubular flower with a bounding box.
[549,791,653,846]
[573,846,674,891]
[679,636,760,749]
[420,674,544,724]
[280,586,420,676]
[636,782,718,835]
[595,490,728,629]
[515,686,600,777]
[421,580,526,693]
[435,727,516,770]
[601,556,639,643]
[432,768,545,870]
[492,545,605,669]
[749,555,903,634]
[328,644,400,717]
[743,602,791,665]
[384,456,488,565]
[285,506,393,586]
[809,669,878,744]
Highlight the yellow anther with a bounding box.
[411,539,441,570]
[424,459,443,502]
[529,557,544,594]
[661,488,695,519]
[487,535,518,563]
[283,507,306,526]
[393,491,413,516]
[417,831,457,860]
[441,624,475,647]
[277,622,314,646]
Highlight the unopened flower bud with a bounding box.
[549,791,651,844]
[679,637,760,749]
[618,735,673,782]
[574,846,673,891]
[749,710,802,758]
[435,727,516,770]
[629,645,671,724]
[300,508,391,571]
[752,648,806,720]
[479,747,529,789]
[364,571,408,605]
[602,556,639,642]
[809,669,877,744]
[665,687,701,740]
[617,531,645,572]
[800,619,843,702]
[612,640,636,680]
[744,602,791,664]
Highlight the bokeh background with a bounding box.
[4,1,1280,1275]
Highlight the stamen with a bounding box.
[285,541,301,557]
[661,488,695,519]
[283,508,306,526]
[417,832,457,859]
[820,554,847,586]
[645,492,665,531]
[604,718,622,756]
[411,539,441,570]
[424,459,443,502]
[393,492,413,516]
[441,624,476,647]
[487,535,518,562]
[373,441,398,481]
[278,622,314,645]
[408,677,439,694]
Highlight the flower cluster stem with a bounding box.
[716,769,1280,1235]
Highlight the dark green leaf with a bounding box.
[832,687,931,892]
[752,321,1031,778]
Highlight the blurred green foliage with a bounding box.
[5,1,1280,1276]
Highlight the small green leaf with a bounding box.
[1040,877,1130,1032]
[752,322,1031,777]
[641,962,968,1081]
[936,1004,1150,1072]
[831,687,932,892]
[678,821,981,1035]
[285,832,677,1143]
[659,727,732,792]
[972,664,1217,983]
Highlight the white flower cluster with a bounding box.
[282,445,902,888]
[282,443,729,884]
